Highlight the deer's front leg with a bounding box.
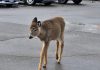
[43,42,49,68]
[38,41,46,70]
[38,41,49,70]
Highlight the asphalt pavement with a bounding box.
[0,1,100,70]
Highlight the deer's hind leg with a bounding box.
[56,40,59,60]
[57,32,64,64]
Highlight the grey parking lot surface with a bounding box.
[0,1,100,70]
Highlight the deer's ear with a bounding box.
[33,17,37,22]
[37,21,41,27]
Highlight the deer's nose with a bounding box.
[29,36,33,39]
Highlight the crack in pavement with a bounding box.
[0,53,100,58]
[0,36,28,42]
[0,33,29,42]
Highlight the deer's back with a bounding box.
[41,17,65,40]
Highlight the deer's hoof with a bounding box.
[43,65,46,68]
[57,61,60,64]
[58,62,60,64]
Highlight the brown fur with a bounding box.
[29,17,65,70]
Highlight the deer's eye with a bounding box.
[32,28,35,30]
[32,28,37,32]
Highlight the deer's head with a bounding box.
[29,17,41,39]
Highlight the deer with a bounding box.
[29,17,65,70]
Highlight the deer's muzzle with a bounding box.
[29,36,33,39]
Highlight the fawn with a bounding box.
[29,17,65,70]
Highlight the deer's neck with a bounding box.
[38,27,47,41]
